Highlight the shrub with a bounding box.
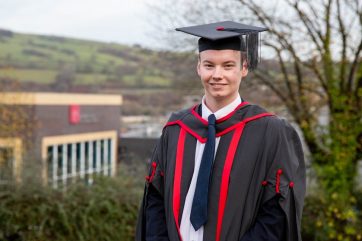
[0,172,143,241]
[302,190,362,241]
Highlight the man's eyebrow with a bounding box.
[224,61,237,64]
[201,60,214,64]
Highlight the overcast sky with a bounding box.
[0,0,167,48]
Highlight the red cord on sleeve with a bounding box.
[276,169,283,194]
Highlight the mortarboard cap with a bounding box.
[176,21,267,70]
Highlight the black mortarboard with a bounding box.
[176,21,267,70]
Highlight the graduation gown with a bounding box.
[136,102,306,241]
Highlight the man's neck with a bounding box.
[203,95,239,113]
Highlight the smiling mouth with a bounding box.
[210,83,227,86]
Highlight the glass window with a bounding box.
[84,142,89,170]
[57,145,62,177]
[0,147,14,187]
[67,144,72,175]
[93,141,97,169]
[46,137,115,188]
[76,142,81,172]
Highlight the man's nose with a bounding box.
[212,66,223,79]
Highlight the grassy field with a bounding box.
[0,30,181,89]
[0,68,57,84]
[0,29,199,115]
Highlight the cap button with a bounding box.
[216,26,225,31]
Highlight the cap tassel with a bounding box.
[248,33,259,70]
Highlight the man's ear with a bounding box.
[241,60,248,78]
[197,60,201,76]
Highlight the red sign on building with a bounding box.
[69,105,80,124]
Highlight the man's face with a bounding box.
[197,49,248,106]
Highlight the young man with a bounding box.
[136,21,306,241]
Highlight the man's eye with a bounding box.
[225,64,235,68]
[204,64,213,68]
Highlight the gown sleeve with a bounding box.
[239,195,286,241]
[135,129,169,241]
[145,184,169,241]
[259,117,306,241]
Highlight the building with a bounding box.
[0,92,122,188]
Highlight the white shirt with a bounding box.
[180,95,242,241]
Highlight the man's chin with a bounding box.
[211,93,229,101]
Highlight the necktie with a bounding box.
[190,114,216,230]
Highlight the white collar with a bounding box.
[202,95,242,120]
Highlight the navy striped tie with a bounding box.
[190,114,216,230]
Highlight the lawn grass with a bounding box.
[0,68,57,84]
[0,30,180,89]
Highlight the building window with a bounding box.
[46,138,115,188]
[0,147,14,188]
[0,138,22,186]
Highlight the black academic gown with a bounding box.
[136,102,306,241]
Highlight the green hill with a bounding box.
[0,29,280,115]
[0,29,198,91]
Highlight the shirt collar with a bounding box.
[202,95,242,120]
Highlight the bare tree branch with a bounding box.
[263,42,296,103]
[286,0,324,52]
[301,83,327,99]
[292,51,307,113]
[320,0,335,113]
[349,40,362,93]
[253,70,289,104]
[336,0,348,93]
[304,59,328,93]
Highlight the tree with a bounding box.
[151,0,362,239]
[0,79,37,186]
[240,1,362,239]
[52,64,76,92]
